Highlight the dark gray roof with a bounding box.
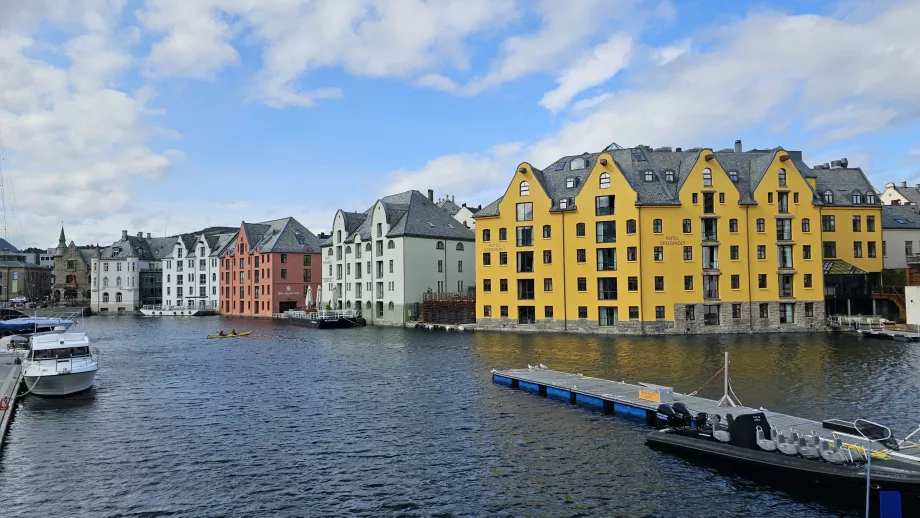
[0,238,18,252]
[891,185,920,205]
[99,236,176,261]
[339,190,475,242]
[77,248,94,263]
[475,196,502,218]
[242,217,322,254]
[208,233,235,257]
[437,199,462,216]
[882,205,920,229]
[812,167,879,207]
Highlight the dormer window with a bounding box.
[520,181,530,196]
[644,171,654,182]
[702,168,712,187]
[866,191,877,204]
[824,190,834,204]
[570,158,586,170]
[729,171,738,182]
[566,178,575,188]
[778,168,787,186]
[599,172,610,189]
[634,149,646,161]
[665,171,675,183]
[554,162,566,171]
[852,191,862,204]
[559,198,568,210]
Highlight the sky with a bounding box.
[2,0,920,249]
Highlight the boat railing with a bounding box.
[288,309,360,320]
[142,305,198,312]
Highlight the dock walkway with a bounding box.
[0,352,22,453]
[857,329,920,341]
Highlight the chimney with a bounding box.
[840,158,848,168]
[675,147,682,152]
[734,140,742,153]
[830,160,842,168]
[121,230,128,240]
[902,181,909,188]
[137,232,143,238]
[451,195,455,202]
[428,189,434,202]
[462,202,467,208]
[147,232,152,239]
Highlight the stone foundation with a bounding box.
[475,300,826,335]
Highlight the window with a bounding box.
[731,275,740,289]
[756,219,765,232]
[542,225,551,238]
[822,215,835,232]
[777,192,788,213]
[598,278,617,300]
[499,252,508,265]
[684,275,693,291]
[692,193,698,204]
[654,276,664,291]
[805,302,814,317]
[719,193,725,204]
[730,245,739,260]
[803,245,811,259]
[703,275,718,299]
[758,274,767,289]
[519,181,530,196]
[545,306,554,319]
[683,246,692,261]
[500,306,508,317]
[804,274,812,288]
[500,279,508,292]
[571,158,586,170]
[732,304,742,319]
[626,220,636,234]
[577,278,587,291]
[103,292,109,302]
[884,241,887,257]
[777,219,792,241]
[685,305,695,321]
[436,241,445,250]
[516,252,534,273]
[794,192,799,204]
[499,228,507,241]
[626,247,637,261]
[483,279,492,292]
[760,303,769,319]
[778,168,786,186]
[597,248,617,271]
[682,219,692,233]
[516,202,533,221]
[729,171,738,182]
[576,249,586,263]
[778,245,793,268]
[703,193,714,214]
[868,241,876,258]
[377,223,383,238]
[853,241,862,258]
[455,242,464,252]
[576,223,586,237]
[824,190,833,204]
[595,195,614,216]
[458,260,462,272]
[852,216,861,232]
[802,218,810,232]
[654,247,664,261]
[729,219,738,233]
[824,241,837,258]
[599,307,618,326]
[655,306,665,320]
[555,162,565,171]
[852,191,862,204]
[703,168,712,187]
[544,278,553,292]
[281,254,287,264]
[779,303,795,324]
[566,178,575,188]
[543,250,552,264]
[628,277,638,291]
[483,252,491,265]
[517,279,535,300]
[704,305,720,326]
[702,219,717,241]
[516,226,533,246]
[482,229,491,242]
[908,241,915,257]
[644,171,654,182]
[578,306,588,319]
[653,219,662,233]
[559,198,568,210]
[867,216,875,232]
[596,221,616,243]
[867,192,877,204]
[600,172,611,189]
[665,171,675,183]
[757,245,766,259]
[281,268,287,279]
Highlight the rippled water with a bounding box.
[2,318,918,517]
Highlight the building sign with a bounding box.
[659,235,686,246]
[484,243,506,252]
[638,389,661,402]
[278,285,300,296]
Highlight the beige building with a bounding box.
[0,250,52,301]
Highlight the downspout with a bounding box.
[637,206,645,334]
[561,211,568,331]
[745,205,754,331]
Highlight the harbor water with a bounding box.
[1,317,918,517]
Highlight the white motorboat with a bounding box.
[0,309,75,349]
[140,305,200,316]
[20,332,98,396]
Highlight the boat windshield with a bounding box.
[0,308,28,320]
[31,346,91,360]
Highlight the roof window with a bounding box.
[644,171,654,182]
[823,190,834,204]
[665,171,675,183]
[554,162,566,171]
[570,158,586,170]
[729,171,738,182]
[633,149,646,161]
[852,191,862,204]
[566,178,576,188]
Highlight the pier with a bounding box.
[0,352,22,453]
[857,328,920,341]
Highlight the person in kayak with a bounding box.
[231,329,238,335]
[218,330,226,336]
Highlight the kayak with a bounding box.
[207,331,252,339]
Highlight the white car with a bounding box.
[8,297,26,303]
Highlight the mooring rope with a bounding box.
[688,366,724,396]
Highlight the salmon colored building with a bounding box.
[218,217,322,316]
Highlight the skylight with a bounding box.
[895,218,912,224]
[428,222,435,227]
[448,224,455,229]
[554,162,566,171]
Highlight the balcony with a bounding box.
[907,255,920,265]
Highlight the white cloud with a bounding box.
[651,39,690,65]
[539,34,633,112]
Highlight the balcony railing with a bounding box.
[907,255,920,264]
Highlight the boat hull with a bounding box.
[289,317,367,329]
[140,308,200,316]
[207,332,252,339]
[23,369,97,397]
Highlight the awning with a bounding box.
[822,259,868,275]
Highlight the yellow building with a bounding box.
[473,143,881,334]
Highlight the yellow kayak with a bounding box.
[207,331,252,339]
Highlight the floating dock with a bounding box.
[0,353,22,453]
[857,329,920,341]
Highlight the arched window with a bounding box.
[778,168,787,186]
[644,171,654,182]
[729,171,738,182]
[520,181,530,196]
[366,301,372,309]
[102,293,109,302]
[116,276,122,286]
[436,241,445,250]
[456,243,464,251]
[852,191,862,204]
[365,243,372,252]
[599,173,610,189]
[824,190,833,204]
[702,168,712,187]
[388,302,394,311]
[336,230,342,243]
[482,229,491,241]
[345,246,352,254]
[346,301,352,309]
[653,219,663,233]
[167,274,170,282]
[576,223,585,236]
[866,191,877,204]
[665,171,675,183]
[542,225,551,238]
[570,158,586,170]
[388,240,396,249]
[103,277,108,287]
[802,218,811,232]
[116,292,122,303]
[327,248,333,256]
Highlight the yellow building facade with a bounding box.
[473,145,881,334]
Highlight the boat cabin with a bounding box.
[28,333,91,360]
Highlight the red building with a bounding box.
[219,217,321,316]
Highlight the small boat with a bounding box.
[207,331,252,339]
[20,331,99,396]
[141,305,201,316]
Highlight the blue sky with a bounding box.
[2,0,919,248]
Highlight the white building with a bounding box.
[880,181,920,206]
[320,190,476,325]
[90,231,175,314]
[436,195,480,229]
[882,205,920,268]
[162,231,235,309]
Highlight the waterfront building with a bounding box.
[218,217,322,316]
[320,189,476,325]
[879,181,920,205]
[161,228,236,309]
[0,249,52,300]
[90,231,176,314]
[474,142,882,334]
[437,195,479,229]
[21,246,54,268]
[50,227,94,303]
[880,205,920,269]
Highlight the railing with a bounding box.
[907,255,920,264]
[141,305,198,311]
[287,309,360,320]
[423,291,475,302]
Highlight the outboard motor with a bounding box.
[694,412,711,434]
[655,403,680,429]
[672,402,694,427]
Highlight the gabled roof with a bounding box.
[812,167,880,207]
[891,185,920,205]
[99,236,176,261]
[0,238,18,252]
[338,190,475,243]
[242,217,322,254]
[208,233,236,256]
[882,205,920,229]
[437,199,462,216]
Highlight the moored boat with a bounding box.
[140,305,201,316]
[20,332,99,396]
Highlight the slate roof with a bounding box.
[891,185,920,205]
[0,238,18,252]
[437,199,462,216]
[208,233,236,257]
[99,236,176,261]
[475,145,879,218]
[240,217,322,254]
[882,205,920,229]
[333,190,476,244]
